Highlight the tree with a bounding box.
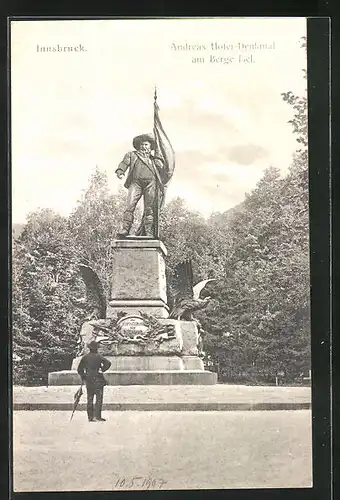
[12,209,83,384]
[160,197,226,283]
[12,168,131,385]
[200,37,310,383]
[199,160,310,382]
[68,167,129,296]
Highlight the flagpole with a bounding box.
[153,86,160,240]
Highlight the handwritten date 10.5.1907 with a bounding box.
[114,475,167,490]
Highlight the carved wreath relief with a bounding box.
[77,312,176,356]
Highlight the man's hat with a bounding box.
[133,134,155,150]
[87,340,99,350]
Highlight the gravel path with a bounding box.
[13,384,311,404]
[13,410,312,491]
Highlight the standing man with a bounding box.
[77,340,111,422]
[115,134,165,238]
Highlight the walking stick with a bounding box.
[70,380,84,421]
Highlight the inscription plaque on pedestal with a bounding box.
[117,314,149,338]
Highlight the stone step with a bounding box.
[48,370,218,386]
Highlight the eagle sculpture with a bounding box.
[71,264,107,321]
[168,259,216,321]
[71,264,112,348]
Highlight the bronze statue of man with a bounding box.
[115,134,167,238]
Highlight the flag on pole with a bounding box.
[136,88,175,238]
[153,87,175,208]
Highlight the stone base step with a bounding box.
[48,370,218,386]
[71,355,204,371]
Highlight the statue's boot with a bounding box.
[117,212,134,238]
[144,215,154,238]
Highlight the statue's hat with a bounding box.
[133,134,155,150]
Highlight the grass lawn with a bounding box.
[13,410,312,491]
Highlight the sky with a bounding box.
[11,18,307,223]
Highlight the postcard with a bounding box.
[10,17,312,492]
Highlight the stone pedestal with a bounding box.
[47,238,218,386]
[48,317,217,385]
[108,238,168,318]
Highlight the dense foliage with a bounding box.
[12,71,310,385]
